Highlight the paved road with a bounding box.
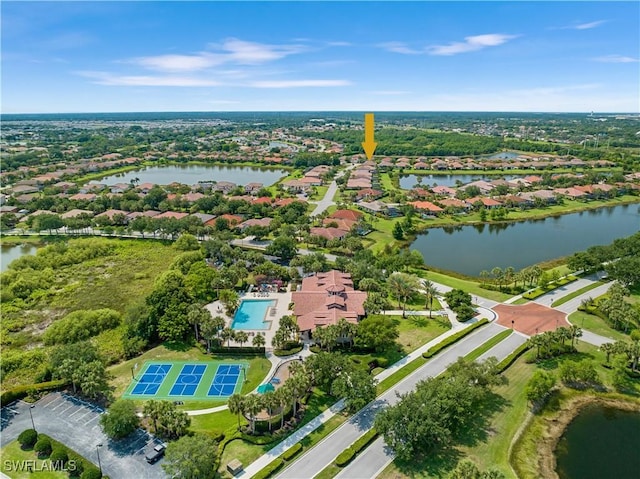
[1,393,166,479]
[310,180,339,217]
[336,328,527,479]
[533,273,605,309]
[276,323,507,479]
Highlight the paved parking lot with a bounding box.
[1,392,167,479]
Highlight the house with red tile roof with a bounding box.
[291,271,367,335]
[466,197,503,209]
[155,211,189,220]
[217,214,243,225]
[239,217,273,230]
[408,201,444,214]
[329,209,363,222]
[431,185,457,196]
[69,193,97,201]
[310,227,348,241]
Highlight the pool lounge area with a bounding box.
[231,299,276,330]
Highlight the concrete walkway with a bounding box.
[239,302,474,478]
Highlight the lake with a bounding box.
[100,164,287,186]
[1,244,38,272]
[555,404,640,479]
[410,203,640,276]
[400,174,521,189]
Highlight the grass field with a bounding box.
[395,314,451,353]
[419,270,512,302]
[568,311,629,341]
[551,281,605,307]
[379,340,640,479]
[0,442,68,479]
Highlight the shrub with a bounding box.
[1,379,66,405]
[496,342,530,373]
[34,437,52,457]
[352,429,378,453]
[282,443,303,461]
[335,447,356,467]
[252,458,284,479]
[423,319,489,359]
[274,346,303,357]
[80,468,102,479]
[18,429,38,448]
[49,448,68,468]
[43,309,121,345]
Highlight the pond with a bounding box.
[100,164,288,187]
[400,174,522,189]
[410,203,640,276]
[1,243,38,272]
[555,404,640,479]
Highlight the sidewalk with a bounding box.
[240,303,483,478]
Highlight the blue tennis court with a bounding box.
[208,364,242,397]
[131,364,172,396]
[169,364,207,396]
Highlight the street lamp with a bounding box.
[28,405,36,431]
[95,444,103,475]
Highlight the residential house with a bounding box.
[310,227,348,241]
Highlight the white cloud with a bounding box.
[378,42,421,55]
[427,34,517,56]
[574,20,607,30]
[134,53,223,72]
[77,71,219,87]
[592,54,638,63]
[129,38,307,73]
[249,79,351,88]
[370,90,411,95]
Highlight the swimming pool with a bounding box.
[231,299,275,330]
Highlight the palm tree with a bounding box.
[228,394,246,430]
[569,325,583,349]
[491,267,503,288]
[422,279,438,318]
[262,391,278,432]
[252,333,266,349]
[504,267,515,289]
[186,303,209,342]
[388,272,420,318]
[274,387,289,430]
[336,317,356,348]
[235,331,249,348]
[601,342,615,363]
[220,328,235,348]
[479,270,490,286]
[245,394,262,434]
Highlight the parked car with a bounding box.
[145,443,166,464]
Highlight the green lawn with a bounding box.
[464,329,513,362]
[379,340,639,479]
[568,311,629,342]
[419,270,512,302]
[0,442,68,479]
[551,281,605,307]
[395,315,451,354]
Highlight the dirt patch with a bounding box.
[494,303,569,336]
[533,395,640,479]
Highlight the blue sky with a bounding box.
[2,1,639,113]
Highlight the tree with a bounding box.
[388,272,421,317]
[100,400,140,439]
[266,235,298,261]
[423,279,438,318]
[235,331,249,348]
[162,433,219,479]
[143,400,190,439]
[174,233,201,251]
[50,342,109,399]
[227,394,246,430]
[220,328,235,348]
[146,271,193,342]
[219,289,240,315]
[392,222,404,240]
[447,460,505,479]
[355,316,399,352]
[363,291,390,314]
[186,303,210,342]
[244,394,262,434]
[331,367,376,413]
[252,333,266,348]
[33,214,64,235]
[525,370,556,406]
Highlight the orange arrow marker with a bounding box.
[361,112,377,160]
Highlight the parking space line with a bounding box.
[86,414,101,424]
[51,400,69,411]
[57,405,75,415]
[74,410,95,422]
[68,407,86,417]
[45,397,65,409]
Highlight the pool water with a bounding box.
[231,299,275,330]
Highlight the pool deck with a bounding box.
[206,289,292,350]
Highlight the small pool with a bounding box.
[231,299,275,330]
